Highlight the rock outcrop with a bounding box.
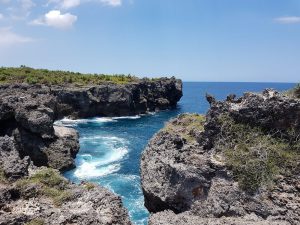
[0,85,79,172]
[141,89,300,225]
[52,77,182,118]
[0,167,131,225]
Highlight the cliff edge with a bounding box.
[141,89,300,225]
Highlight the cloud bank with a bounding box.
[31,10,77,29]
[275,16,300,24]
[0,27,33,47]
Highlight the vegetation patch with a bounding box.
[16,168,73,207]
[83,182,96,191]
[0,168,7,183]
[25,219,45,225]
[216,115,300,193]
[163,114,206,142]
[285,83,300,98]
[0,66,141,85]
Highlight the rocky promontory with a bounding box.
[141,89,300,225]
[0,69,182,225]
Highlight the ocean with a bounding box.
[58,82,295,225]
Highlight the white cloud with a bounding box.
[275,16,300,24]
[31,10,77,29]
[5,0,35,20]
[48,0,81,9]
[0,13,3,20]
[62,0,80,9]
[0,27,33,47]
[100,0,122,7]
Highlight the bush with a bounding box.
[216,115,299,193]
[294,84,300,98]
[285,83,300,98]
[0,66,142,85]
[84,182,96,190]
[163,114,205,142]
[16,168,72,207]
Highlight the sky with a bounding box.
[0,0,300,82]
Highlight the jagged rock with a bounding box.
[141,89,300,225]
[52,77,182,118]
[141,131,214,213]
[0,168,131,225]
[148,210,290,225]
[45,126,79,171]
[0,136,30,180]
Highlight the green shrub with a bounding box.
[163,114,205,142]
[216,115,299,193]
[29,168,67,187]
[285,83,300,98]
[84,182,96,190]
[42,187,72,206]
[0,66,144,85]
[294,84,300,98]
[15,168,72,207]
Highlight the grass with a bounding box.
[285,83,300,98]
[0,168,7,183]
[83,182,96,191]
[216,115,299,193]
[16,168,73,207]
[25,219,45,225]
[0,66,141,85]
[163,113,206,142]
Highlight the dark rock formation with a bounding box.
[141,89,300,225]
[52,77,183,118]
[0,84,79,172]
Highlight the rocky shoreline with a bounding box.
[0,77,182,224]
[141,89,300,225]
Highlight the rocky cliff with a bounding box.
[52,78,182,118]
[141,89,300,225]
[0,78,182,172]
[0,77,182,224]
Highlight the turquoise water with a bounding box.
[60,82,295,225]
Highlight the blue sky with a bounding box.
[0,0,300,82]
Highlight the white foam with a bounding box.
[54,117,116,127]
[74,135,129,179]
[113,115,141,120]
[74,163,120,178]
[80,136,128,145]
[100,147,128,166]
[55,114,144,127]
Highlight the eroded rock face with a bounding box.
[0,168,131,225]
[52,77,182,118]
[0,78,182,174]
[141,89,300,225]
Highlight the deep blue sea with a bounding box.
[58,82,295,225]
